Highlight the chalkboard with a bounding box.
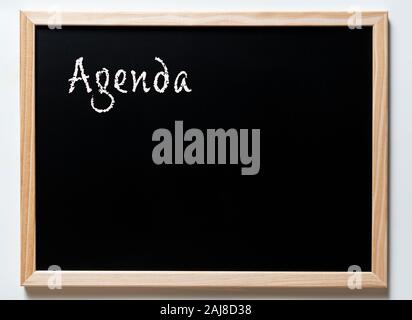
[21,12,388,288]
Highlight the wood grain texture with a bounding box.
[23,11,386,26]
[371,12,389,287]
[23,271,385,288]
[20,11,388,288]
[20,11,36,285]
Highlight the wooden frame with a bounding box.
[20,11,388,288]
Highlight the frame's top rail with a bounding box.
[21,11,388,27]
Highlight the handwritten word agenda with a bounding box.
[68,57,192,113]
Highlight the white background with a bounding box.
[0,0,410,299]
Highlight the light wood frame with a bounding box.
[20,11,388,288]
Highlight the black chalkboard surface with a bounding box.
[35,25,372,272]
